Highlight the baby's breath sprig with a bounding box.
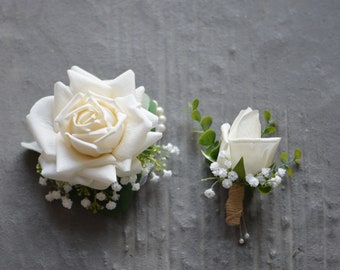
[35,141,179,214]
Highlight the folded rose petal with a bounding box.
[229,108,261,139]
[68,68,112,97]
[105,69,136,98]
[228,137,281,174]
[26,96,57,156]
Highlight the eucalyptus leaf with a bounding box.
[148,99,157,115]
[192,98,199,110]
[263,126,276,135]
[263,110,271,123]
[191,109,201,122]
[201,150,215,163]
[286,167,293,177]
[294,148,302,160]
[200,116,213,131]
[280,151,289,163]
[198,129,216,146]
[258,185,272,194]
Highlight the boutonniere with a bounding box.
[189,99,301,244]
[22,66,178,213]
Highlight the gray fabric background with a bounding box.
[1,0,339,269]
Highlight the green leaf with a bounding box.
[233,157,246,180]
[295,159,301,165]
[263,110,271,123]
[203,141,220,161]
[294,148,302,160]
[198,129,216,146]
[280,151,289,163]
[286,167,293,177]
[191,109,201,122]
[192,99,199,110]
[263,126,276,135]
[200,116,213,131]
[258,185,272,194]
[148,99,157,115]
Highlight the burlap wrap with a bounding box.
[225,184,245,226]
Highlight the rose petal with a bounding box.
[135,131,162,154]
[104,70,136,98]
[115,157,142,177]
[229,108,261,139]
[78,164,117,190]
[56,134,115,173]
[53,82,73,121]
[217,123,231,164]
[26,96,56,156]
[113,95,154,159]
[228,137,281,174]
[68,69,112,97]
[21,141,42,153]
[135,86,145,103]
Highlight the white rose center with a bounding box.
[56,93,127,157]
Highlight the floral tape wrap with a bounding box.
[225,184,245,226]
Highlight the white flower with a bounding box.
[45,192,54,202]
[111,193,120,201]
[132,183,140,191]
[222,179,233,189]
[261,168,271,177]
[217,108,281,175]
[61,197,73,209]
[23,67,163,190]
[112,182,122,192]
[163,169,172,178]
[150,172,160,182]
[39,176,47,186]
[120,176,130,185]
[95,192,106,201]
[81,198,91,208]
[63,184,72,193]
[277,168,286,177]
[218,168,228,178]
[270,175,282,187]
[228,171,238,181]
[142,162,154,176]
[257,174,266,185]
[163,143,180,155]
[210,162,219,171]
[246,174,259,187]
[106,201,117,210]
[204,188,216,198]
[51,190,61,200]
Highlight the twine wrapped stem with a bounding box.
[225,184,245,226]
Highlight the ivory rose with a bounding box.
[23,66,162,190]
[217,108,281,175]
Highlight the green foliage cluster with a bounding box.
[188,98,220,162]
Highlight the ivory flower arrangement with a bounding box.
[189,99,301,244]
[22,67,178,213]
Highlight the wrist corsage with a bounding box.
[22,66,178,213]
[189,99,301,244]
